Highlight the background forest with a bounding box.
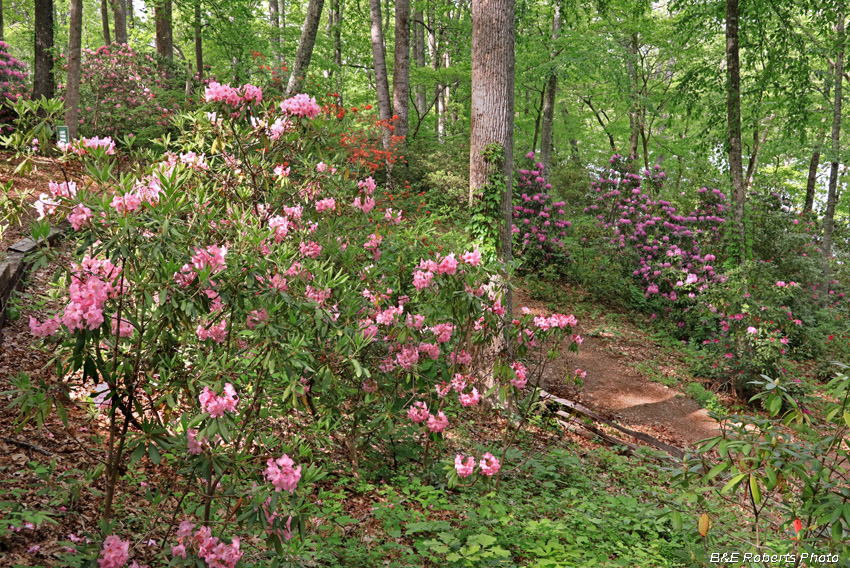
[0,0,849,567]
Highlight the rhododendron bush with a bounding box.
[25,85,580,565]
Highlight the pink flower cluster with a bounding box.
[205,82,263,106]
[280,94,321,119]
[199,383,239,418]
[62,136,116,156]
[175,245,228,287]
[57,256,122,333]
[171,522,242,568]
[352,177,377,213]
[98,535,129,568]
[265,454,302,493]
[454,452,501,478]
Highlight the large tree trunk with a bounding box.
[626,34,640,164]
[726,0,746,252]
[540,5,561,177]
[65,0,83,138]
[33,0,55,100]
[155,0,173,62]
[101,0,111,44]
[112,0,127,44]
[470,0,515,359]
[286,0,324,95]
[822,10,845,272]
[392,0,411,142]
[270,0,282,63]
[0,0,4,41]
[369,0,393,151]
[413,9,426,116]
[804,137,825,213]
[194,0,203,78]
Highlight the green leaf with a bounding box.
[721,472,747,495]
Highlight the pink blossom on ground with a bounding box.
[455,455,476,477]
[97,535,129,568]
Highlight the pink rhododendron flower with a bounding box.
[436,253,458,275]
[459,387,480,407]
[747,326,758,334]
[396,345,420,369]
[455,455,476,477]
[196,319,227,343]
[478,453,501,476]
[67,203,93,230]
[265,454,301,493]
[299,241,322,259]
[418,342,441,360]
[280,93,321,118]
[450,349,472,366]
[111,314,134,337]
[315,197,336,213]
[461,250,482,266]
[413,270,433,291]
[407,401,429,423]
[170,544,186,559]
[199,384,238,418]
[187,429,202,455]
[34,193,59,219]
[29,316,61,337]
[510,362,528,389]
[358,177,377,194]
[452,373,469,393]
[352,195,376,214]
[429,323,454,343]
[436,382,452,398]
[98,535,129,568]
[362,379,378,393]
[247,309,269,329]
[427,411,449,432]
[110,192,142,214]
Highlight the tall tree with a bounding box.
[369,0,393,151]
[112,0,128,44]
[286,0,325,95]
[65,0,83,138]
[33,0,55,100]
[822,9,845,270]
[270,0,282,63]
[540,5,561,176]
[155,0,174,62]
[194,0,203,78]
[469,0,515,355]
[0,0,4,41]
[101,0,112,45]
[128,0,134,29]
[726,0,746,250]
[393,0,411,142]
[413,7,427,116]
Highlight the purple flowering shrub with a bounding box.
[0,41,28,133]
[512,151,573,271]
[76,45,183,142]
[22,86,582,564]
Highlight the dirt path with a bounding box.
[514,287,720,450]
[567,337,719,446]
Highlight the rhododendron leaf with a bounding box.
[844,410,850,429]
[721,472,747,494]
[703,462,728,482]
[218,419,231,442]
[148,443,161,465]
[129,443,146,467]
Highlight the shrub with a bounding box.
[0,41,29,134]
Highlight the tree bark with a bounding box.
[270,0,282,63]
[286,0,325,95]
[155,0,173,62]
[540,5,561,177]
[127,0,134,29]
[822,10,845,271]
[369,0,393,151]
[65,0,83,138]
[470,0,515,359]
[427,4,442,140]
[0,0,5,41]
[392,0,410,142]
[112,0,127,44]
[804,139,824,214]
[101,0,111,44]
[413,9,426,116]
[33,0,55,100]
[726,0,746,252]
[626,34,640,163]
[194,0,203,78]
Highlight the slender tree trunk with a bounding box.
[744,116,771,188]
[626,34,640,163]
[286,0,325,95]
[112,0,127,44]
[413,9,426,116]
[33,0,55,100]
[127,0,134,29]
[0,0,5,41]
[427,4,442,140]
[101,0,111,44]
[393,0,411,142]
[822,10,845,271]
[65,0,83,138]
[470,0,515,361]
[726,0,746,251]
[334,0,342,99]
[155,0,173,62]
[270,0,281,63]
[194,0,203,78]
[369,0,393,151]
[531,86,544,155]
[805,139,825,213]
[540,5,560,176]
